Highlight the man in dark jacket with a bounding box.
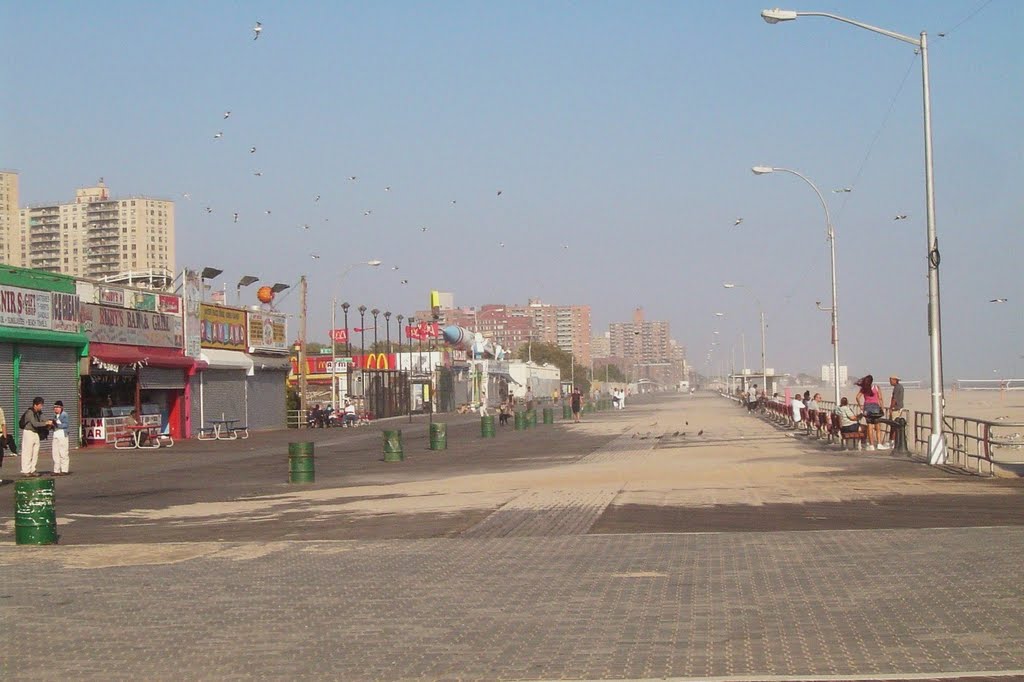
[20,397,53,477]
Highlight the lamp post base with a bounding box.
[928,433,947,466]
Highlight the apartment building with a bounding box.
[609,307,674,384]
[518,299,591,367]
[14,178,175,280]
[0,171,18,266]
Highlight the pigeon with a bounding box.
[233,212,239,223]
[249,146,257,154]
[223,111,231,119]
[734,218,743,226]
[989,298,1008,303]
[685,421,689,426]
[562,244,569,249]
[314,194,320,202]
[310,253,320,260]
[672,431,679,437]
[894,214,908,221]
[253,170,263,176]
[832,187,852,193]
[697,429,704,436]
[253,21,262,40]
[214,131,223,139]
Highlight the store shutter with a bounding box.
[199,369,246,427]
[138,367,186,390]
[17,345,81,450]
[245,369,286,430]
[0,344,14,435]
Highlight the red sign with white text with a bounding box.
[330,328,348,343]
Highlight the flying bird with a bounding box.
[497,190,502,196]
[182,193,191,200]
[400,279,409,285]
[894,214,908,221]
[450,200,457,205]
[253,22,262,40]
[420,226,428,232]
[384,186,391,192]
[391,266,400,271]
[205,206,213,214]
[249,146,257,154]
[313,194,320,202]
[989,298,1008,303]
[832,187,852,193]
[223,111,231,119]
[348,176,358,182]
[562,244,569,249]
[938,32,947,37]
[499,242,505,248]
[264,209,272,215]
[233,212,239,223]
[733,218,743,226]
[310,253,320,260]
[253,170,263,176]
[213,131,223,139]
[363,210,373,216]
[300,223,310,230]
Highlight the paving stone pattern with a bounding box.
[3,527,1023,681]
[461,488,621,538]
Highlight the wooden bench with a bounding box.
[831,413,865,449]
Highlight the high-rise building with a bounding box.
[591,332,610,359]
[13,179,175,281]
[0,171,19,266]
[518,299,591,366]
[609,307,673,384]
[821,363,849,387]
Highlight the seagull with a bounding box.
[989,298,1008,303]
[894,214,908,221]
[233,212,239,223]
[497,190,502,196]
[400,279,409,285]
[253,170,263,176]
[450,200,457,205]
[499,242,505,248]
[938,32,946,37]
[265,209,272,215]
[205,206,213,214]
[391,266,400,271]
[223,111,231,119]
[249,146,257,154]
[363,210,373,216]
[300,223,310,230]
[384,186,391,192]
[562,244,569,249]
[214,131,223,139]
[733,218,743,226]
[832,187,852,193]
[182,193,191,200]
[253,21,262,40]
[348,176,358,182]
[420,226,428,232]
[313,194,320,202]
[310,253,320,260]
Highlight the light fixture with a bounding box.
[751,166,775,175]
[271,282,290,294]
[238,275,259,287]
[200,266,223,280]
[761,8,798,23]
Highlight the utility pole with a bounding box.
[298,275,308,418]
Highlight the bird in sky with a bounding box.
[894,214,908,221]
[264,209,272,215]
[384,186,391,192]
[205,206,213,214]
[832,187,852,193]
[223,111,231,119]
[253,22,262,40]
[300,223,310,230]
[253,170,263,176]
[310,253,320,260]
[499,242,505,248]
[213,131,223,139]
[989,298,1008,303]
[313,194,320,202]
[391,266,400,271]
[733,218,743,226]
[450,200,457,205]
[420,226,428,232]
[363,210,373,216]
[233,212,239,223]
[182,193,191,200]
[249,146,257,154]
[562,244,569,249]
[497,190,503,196]
[348,176,358,182]
[400,279,409,285]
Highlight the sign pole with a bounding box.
[298,276,308,419]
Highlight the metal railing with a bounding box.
[914,411,1024,476]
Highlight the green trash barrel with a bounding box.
[429,422,447,450]
[15,478,57,545]
[480,415,496,438]
[383,430,404,461]
[542,407,554,424]
[563,403,572,420]
[528,409,538,427]
[288,442,315,483]
[514,411,527,431]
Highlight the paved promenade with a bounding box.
[1,394,1022,681]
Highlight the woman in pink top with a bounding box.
[856,374,886,450]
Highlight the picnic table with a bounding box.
[115,424,163,450]
[200,418,247,441]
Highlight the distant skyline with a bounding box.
[2,1,1021,381]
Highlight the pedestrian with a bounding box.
[51,400,70,476]
[888,375,905,445]
[525,386,534,412]
[0,402,8,480]
[856,374,887,450]
[746,384,759,412]
[19,397,53,477]
[834,397,864,440]
[618,388,625,410]
[570,386,583,423]
[478,389,488,417]
[790,392,803,428]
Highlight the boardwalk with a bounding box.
[1,394,1022,681]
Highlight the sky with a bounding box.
[2,1,1021,382]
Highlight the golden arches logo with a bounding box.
[364,353,390,370]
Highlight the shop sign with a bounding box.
[330,328,348,343]
[132,291,157,311]
[289,354,394,376]
[183,270,202,358]
[0,283,51,330]
[200,304,247,351]
[158,295,181,315]
[247,311,288,352]
[80,303,184,348]
[50,292,81,333]
[99,287,125,307]
[405,321,440,340]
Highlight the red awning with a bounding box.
[89,343,200,370]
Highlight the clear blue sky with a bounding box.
[2,1,1021,381]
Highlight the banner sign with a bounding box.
[330,328,348,343]
[183,270,202,358]
[50,292,81,333]
[99,287,125,307]
[158,295,181,315]
[132,291,157,311]
[200,304,248,351]
[0,284,52,330]
[247,311,288,353]
[404,322,439,340]
[80,303,184,348]
[290,353,398,375]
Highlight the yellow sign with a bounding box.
[200,304,248,350]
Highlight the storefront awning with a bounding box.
[250,354,291,371]
[200,349,255,373]
[90,343,199,370]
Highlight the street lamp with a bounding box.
[759,7,946,464]
[330,260,381,407]
[384,311,392,353]
[236,275,259,305]
[723,283,768,396]
[751,165,839,408]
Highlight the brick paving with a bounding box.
[0,394,1022,680]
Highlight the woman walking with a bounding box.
[855,375,886,450]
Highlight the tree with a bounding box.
[595,363,625,382]
[516,342,591,393]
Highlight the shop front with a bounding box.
[191,304,250,434]
[0,269,87,452]
[78,296,193,444]
[246,310,289,430]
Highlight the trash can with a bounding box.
[514,411,527,431]
[429,422,447,451]
[383,430,404,461]
[528,409,538,427]
[480,415,496,438]
[288,442,315,483]
[563,403,572,420]
[542,407,554,424]
[15,478,57,545]
[892,417,910,454]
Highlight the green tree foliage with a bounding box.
[515,342,590,393]
[596,363,625,382]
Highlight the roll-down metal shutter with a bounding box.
[17,345,80,450]
[139,367,187,390]
[0,344,15,436]
[245,369,286,430]
[199,369,246,428]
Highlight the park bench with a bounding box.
[831,413,866,449]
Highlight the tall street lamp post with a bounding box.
[330,260,381,408]
[358,305,367,398]
[384,311,392,353]
[723,283,768,396]
[751,165,839,407]
[760,7,945,463]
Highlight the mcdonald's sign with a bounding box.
[361,353,396,370]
